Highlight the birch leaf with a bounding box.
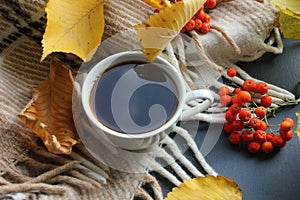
[18,62,78,155]
[142,0,171,10]
[165,175,242,200]
[296,111,300,142]
[271,0,300,40]
[41,0,105,62]
[135,0,206,62]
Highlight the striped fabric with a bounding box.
[0,0,159,199]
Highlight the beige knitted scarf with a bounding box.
[0,0,296,199]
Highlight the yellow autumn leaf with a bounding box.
[296,111,300,142]
[271,0,300,40]
[18,62,79,155]
[135,0,206,62]
[41,0,105,62]
[143,0,171,10]
[165,175,242,200]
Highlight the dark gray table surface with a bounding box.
[158,38,300,199]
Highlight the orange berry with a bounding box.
[271,135,286,148]
[243,79,257,92]
[254,130,266,143]
[262,141,274,154]
[232,95,244,106]
[185,19,196,31]
[280,130,293,141]
[194,19,203,29]
[255,106,267,118]
[256,82,268,95]
[200,22,210,34]
[233,88,242,95]
[218,86,230,96]
[259,121,267,131]
[237,91,251,103]
[266,133,274,142]
[238,108,252,122]
[229,103,242,114]
[242,130,254,143]
[225,110,236,123]
[224,122,233,133]
[248,142,260,154]
[205,0,217,9]
[280,120,293,132]
[220,95,231,106]
[227,68,237,77]
[202,13,211,23]
[283,118,294,127]
[231,120,244,131]
[260,96,272,107]
[250,118,262,130]
[230,131,242,145]
[196,10,206,20]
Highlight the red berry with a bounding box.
[250,118,262,130]
[271,135,286,148]
[280,130,293,141]
[255,106,267,118]
[194,19,203,29]
[256,82,268,95]
[243,79,257,92]
[230,131,242,145]
[227,67,237,77]
[238,109,252,122]
[205,0,217,9]
[242,130,254,143]
[231,120,244,131]
[220,95,231,106]
[202,13,211,23]
[185,19,196,31]
[196,10,206,20]
[231,95,244,106]
[237,91,251,103]
[229,103,242,114]
[259,121,267,131]
[254,130,267,143]
[262,141,274,154]
[283,118,294,127]
[218,86,230,96]
[225,110,237,123]
[248,142,261,154]
[232,88,242,95]
[260,96,272,107]
[266,133,274,142]
[224,122,233,133]
[200,22,210,34]
[280,120,293,132]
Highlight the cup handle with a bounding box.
[181,89,214,121]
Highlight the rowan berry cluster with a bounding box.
[221,68,295,154]
[182,0,216,33]
[154,0,216,34]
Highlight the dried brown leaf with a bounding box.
[18,62,78,154]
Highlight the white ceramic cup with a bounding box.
[81,51,214,150]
